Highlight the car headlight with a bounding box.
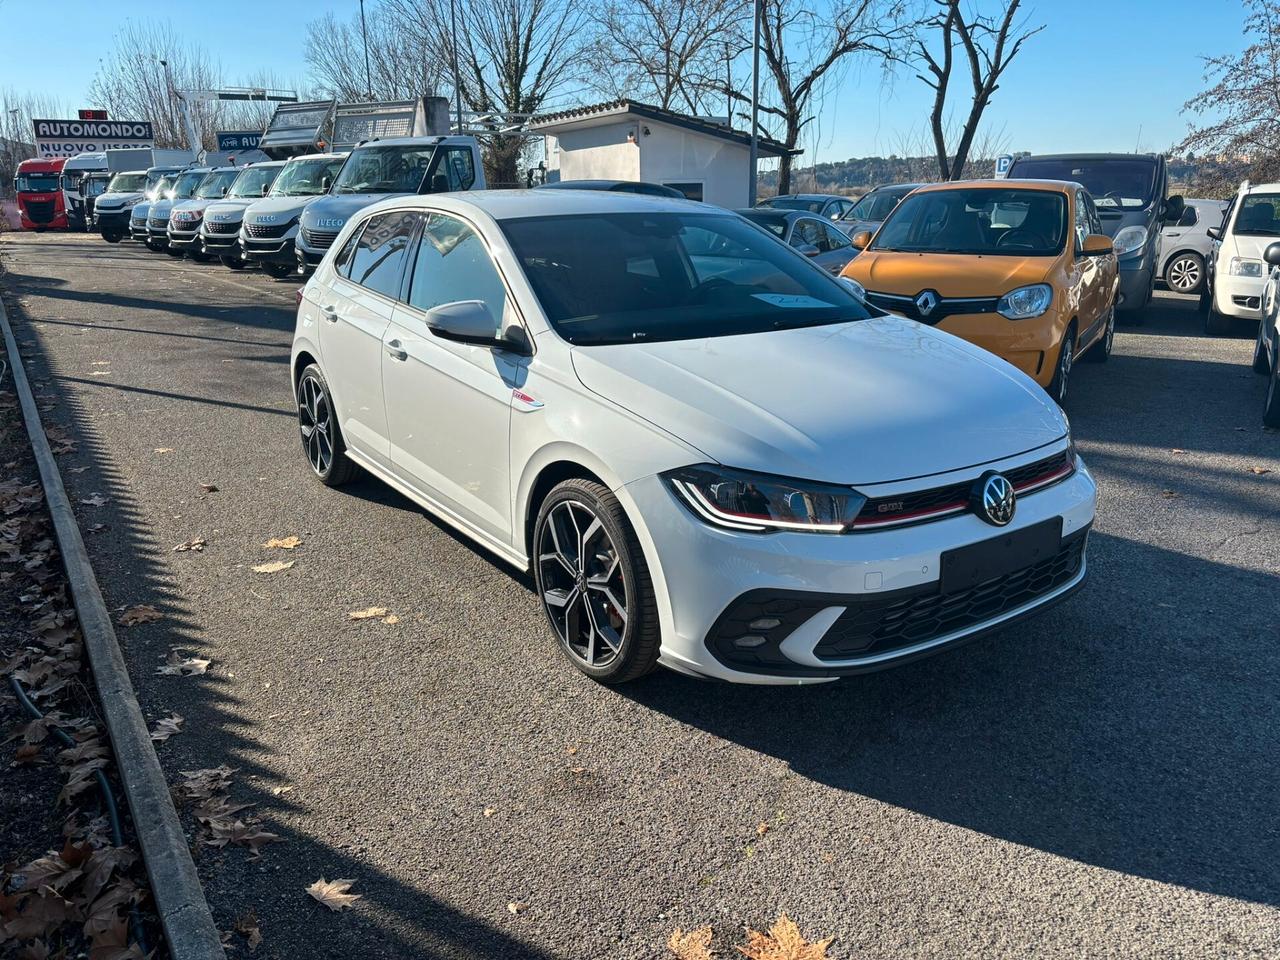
[839,275,866,301]
[1229,257,1264,277]
[997,283,1053,320]
[664,464,866,533]
[1112,225,1147,258]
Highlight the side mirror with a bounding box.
[261,184,271,197]
[1265,241,1280,267]
[1163,194,1185,223]
[1207,226,1222,241]
[219,187,227,197]
[424,300,528,354]
[851,230,872,250]
[430,173,449,194]
[795,242,820,257]
[1080,233,1113,257]
[320,176,332,192]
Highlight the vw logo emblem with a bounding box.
[972,471,1016,526]
[914,289,939,317]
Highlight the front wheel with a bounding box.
[1264,354,1280,427]
[1047,326,1075,406]
[296,364,356,487]
[220,256,245,270]
[101,230,123,243]
[164,247,184,258]
[1204,303,1233,336]
[1252,320,1272,374]
[533,479,661,684]
[1165,253,1205,295]
[263,261,295,280]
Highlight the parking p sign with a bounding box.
[995,154,1013,179]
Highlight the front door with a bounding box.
[1072,190,1103,343]
[382,211,522,544]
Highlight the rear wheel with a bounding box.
[296,364,356,487]
[1083,306,1115,363]
[263,261,295,280]
[1264,356,1280,427]
[1165,253,1204,295]
[1047,326,1076,406]
[533,479,661,684]
[1253,319,1272,374]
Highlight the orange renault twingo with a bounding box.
[841,179,1119,405]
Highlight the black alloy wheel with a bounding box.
[1048,327,1075,406]
[1084,305,1115,363]
[296,364,355,486]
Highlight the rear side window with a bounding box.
[408,213,507,329]
[1177,206,1198,228]
[346,210,420,298]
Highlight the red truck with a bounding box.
[14,157,69,230]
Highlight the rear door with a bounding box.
[317,210,418,467]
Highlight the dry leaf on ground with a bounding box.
[1160,489,1181,500]
[154,447,173,454]
[307,878,361,912]
[669,925,715,959]
[347,607,397,623]
[1251,466,1272,475]
[736,914,832,960]
[156,651,211,676]
[756,822,769,838]
[263,536,301,549]
[1171,448,1187,455]
[235,908,263,951]
[80,494,107,507]
[199,483,219,493]
[251,560,294,574]
[173,537,207,553]
[507,901,528,915]
[117,604,162,626]
[149,713,184,742]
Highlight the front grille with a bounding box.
[205,220,240,234]
[865,290,1000,324]
[149,217,168,230]
[854,449,1073,530]
[25,201,55,224]
[302,227,339,250]
[812,529,1087,661]
[245,222,289,239]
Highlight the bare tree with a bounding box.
[911,0,1042,181]
[1180,0,1280,190]
[305,7,444,103]
[720,0,909,195]
[0,88,65,196]
[585,0,747,113]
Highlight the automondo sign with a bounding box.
[32,118,155,159]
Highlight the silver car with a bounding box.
[1158,198,1228,295]
[839,182,924,242]
[738,208,859,274]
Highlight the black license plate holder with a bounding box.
[940,517,1064,594]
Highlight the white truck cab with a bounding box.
[61,153,109,231]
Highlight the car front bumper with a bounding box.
[200,224,243,256]
[1115,256,1154,310]
[167,226,201,248]
[96,209,131,234]
[1214,272,1266,319]
[241,224,299,265]
[621,446,1097,684]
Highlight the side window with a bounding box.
[347,210,419,299]
[823,222,852,250]
[333,224,364,278]
[1073,192,1091,252]
[408,213,507,333]
[444,148,476,191]
[794,218,829,251]
[1177,205,1198,228]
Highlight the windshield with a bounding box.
[228,165,281,199]
[332,144,435,195]
[760,196,827,213]
[171,171,206,199]
[500,212,873,346]
[196,170,240,199]
[1010,158,1156,210]
[1232,194,1280,237]
[849,188,911,222]
[86,176,109,197]
[150,177,173,199]
[272,157,346,197]
[17,173,59,193]
[872,187,1067,256]
[107,172,148,193]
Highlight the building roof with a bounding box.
[529,100,799,158]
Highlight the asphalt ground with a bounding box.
[1,231,1277,959]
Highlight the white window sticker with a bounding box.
[751,293,835,309]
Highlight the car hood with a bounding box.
[301,192,410,228]
[95,191,144,210]
[130,201,153,219]
[243,195,318,224]
[570,317,1066,484]
[1226,231,1280,260]
[848,250,1052,297]
[150,199,178,218]
[204,198,255,222]
[172,198,215,215]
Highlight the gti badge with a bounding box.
[512,389,544,411]
[972,471,1015,526]
[914,289,939,318]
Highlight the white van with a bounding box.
[1203,180,1280,335]
[61,153,109,231]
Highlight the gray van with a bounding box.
[1006,153,1184,316]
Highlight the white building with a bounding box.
[529,100,797,209]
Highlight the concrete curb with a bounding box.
[0,293,226,958]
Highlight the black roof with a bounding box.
[1011,153,1163,163]
[537,179,685,198]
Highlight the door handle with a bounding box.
[321,304,338,323]
[386,340,408,362]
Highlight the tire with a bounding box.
[533,478,661,684]
[1265,357,1280,428]
[1164,252,1205,295]
[263,261,295,280]
[1253,319,1272,374]
[1083,305,1115,363]
[296,364,356,487]
[189,249,211,263]
[1204,302,1233,336]
[164,247,184,258]
[101,230,123,243]
[1047,325,1076,406]
[220,256,245,270]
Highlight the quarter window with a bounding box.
[793,218,829,251]
[346,210,419,298]
[823,222,852,250]
[408,213,507,331]
[1073,191,1091,252]
[333,225,363,278]
[1176,205,1198,228]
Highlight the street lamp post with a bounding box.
[451,0,463,133]
[359,0,373,100]
[748,0,761,206]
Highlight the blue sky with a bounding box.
[0,0,1245,162]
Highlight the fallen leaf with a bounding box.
[252,560,294,574]
[507,901,528,915]
[756,822,769,838]
[566,745,579,756]
[86,523,108,534]
[669,925,715,960]
[156,651,211,676]
[154,448,173,454]
[348,607,388,620]
[68,466,89,474]
[235,908,263,952]
[14,743,42,765]
[117,604,162,626]
[1250,466,1272,475]
[483,807,495,817]
[149,713,184,742]
[199,483,219,493]
[263,536,301,549]
[307,878,361,912]
[1159,489,1181,500]
[80,494,108,507]
[271,785,294,797]
[173,537,207,553]
[1171,448,1187,455]
[736,914,832,960]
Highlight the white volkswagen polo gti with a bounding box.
[291,190,1097,685]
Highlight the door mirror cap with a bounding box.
[261,183,271,197]
[795,242,820,257]
[1207,226,1222,241]
[1265,241,1280,267]
[320,176,332,192]
[1080,233,1113,257]
[1163,194,1186,223]
[850,230,872,250]
[424,300,530,354]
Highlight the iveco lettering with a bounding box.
[292,191,1096,685]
